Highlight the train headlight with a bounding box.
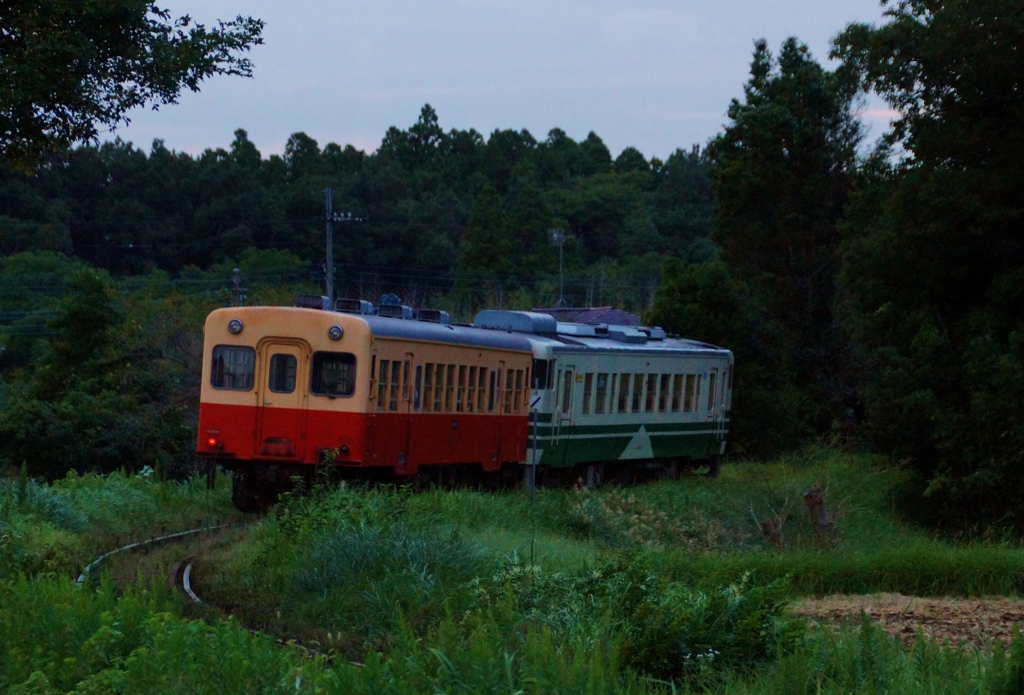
[328,325,344,340]
[227,318,243,334]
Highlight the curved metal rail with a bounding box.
[75,523,232,586]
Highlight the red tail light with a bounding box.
[207,437,218,448]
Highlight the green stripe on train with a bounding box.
[530,428,724,468]
[528,421,729,437]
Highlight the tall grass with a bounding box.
[650,541,1024,596]
[715,620,1024,694]
[7,450,1024,692]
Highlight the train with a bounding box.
[196,297,733,510]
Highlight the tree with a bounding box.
[709,38,861,431]
[834,0,1024,523]
[0,1,263,169]
[644,256,804,456]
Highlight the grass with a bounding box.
[6,450,1024,693]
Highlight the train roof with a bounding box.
[362,314,536,352]
[253,303,732,358]
[360,314,730,357]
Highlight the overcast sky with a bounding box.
[108,0,893,161]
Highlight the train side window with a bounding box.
[514,369,525,414]
[671,375,683,412]
[467,366,477,413]
[608,374,618,414]
[423,364,434,412]
[695,374,702,410]
[402,359,411,402]
[510,370,518,414]
[477,368,487,411]
[595,373,608,414]
[684,374,696,412]
[443,365,454,412]
[310,352,357,397]
[582,373,593,415]
[268,353,297,393]
[488,370,496,412]
[645,374,657,412]
[414,365,423,410]
[631,374,643,413]
[561,371,573,414]
[708,372,717,412]
[504,369,514,414]
[457,365,467,412]
[547,360,555,389]
[211,345,256,390]
[617,374,630,412]
[524,368,530,403]
[659,374,670,412]
[532,359,548,391]
[376,360,388,409]
[555,369,563,407]
[433,364,444,412]
[388,361,401,411]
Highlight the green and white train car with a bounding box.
[474,311,733,481]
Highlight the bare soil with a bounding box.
[792,593,1024,649]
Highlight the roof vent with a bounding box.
[336,298,375,315]
[557,322,604,337]
[417,309,451,325]
[296,295,332,310]
[473,310,557,335]
[607,326,648,344]
[378,304,416,319]
[639,326,667,340]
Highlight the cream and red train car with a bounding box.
[197,306,535,509]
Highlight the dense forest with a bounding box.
[1,0,1022,528]
[0,107,716,313]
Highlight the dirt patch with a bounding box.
[792,593,1024,649]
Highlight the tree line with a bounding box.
[0,106,716,315]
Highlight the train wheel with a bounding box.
[706,455,721,479]
[231,469,267,513]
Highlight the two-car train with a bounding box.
[196,299,733,510]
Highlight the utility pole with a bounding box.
[325,188,335,302]
[324,188,362,303]
[547,227,569,308]
[231,267,246,307]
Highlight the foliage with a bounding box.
[0,268,195,478]
[833,0,1024,525]
[0,1,264,169]
[645,255,809,456]
[0,577,321,694]
[0,468,236,578]
[699,37,861,450]
[469,555,802,683]
[0,105,716,317]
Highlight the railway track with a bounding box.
[79,522,358,663]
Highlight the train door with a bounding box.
[489,362,505,462]
[707,367,727,447]
[254,341,308,459]
[553,365,575,454]
[370,354,382,462]
[369,351,412,469]
[396,353,414,471]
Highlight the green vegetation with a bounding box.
[5,452,1024,693]
[0,1,264,169]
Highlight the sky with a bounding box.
[108,0,894,161]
